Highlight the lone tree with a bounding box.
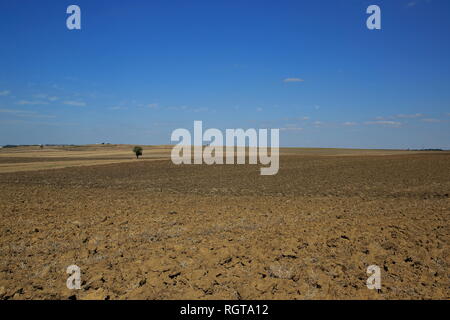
[133,146,143,159]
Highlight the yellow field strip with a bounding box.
[0,158,170,173]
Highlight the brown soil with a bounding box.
[0,146,448,300]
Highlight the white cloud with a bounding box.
[313,121,324,127]
[281,116,309,121]
[16,100,49,105]
[280,126,303,131]
[396,113,423,119]
[0,108,55,118]
[193,107,209,113]
[407,0,433,8]
[108,106,127,110]
[365,120,402,127]
[256,107,263,112]
[343,122,357,126]
[165,105,209,113]
[0,90,11,96]
[283,78,304,83]
[33,93,48,99]
[376,113,423,120]
[63,100,86,107]
[421,118,441,123]
[33,94,59,102]
[0,108,35,115]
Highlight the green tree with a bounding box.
[133,146,143,159]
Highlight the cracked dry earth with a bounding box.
[0,152,449,299]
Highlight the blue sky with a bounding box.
[0,0,449,148]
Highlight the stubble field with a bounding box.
[0,145,448,299]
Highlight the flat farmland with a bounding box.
[0,146,449,299]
